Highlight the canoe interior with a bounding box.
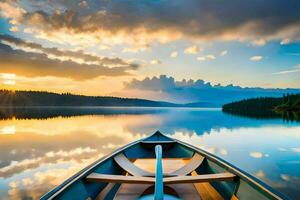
[41,131,286,200]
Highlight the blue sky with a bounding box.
[0,0,299,100]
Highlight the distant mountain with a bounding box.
[182,102,216,108]
[123,75,300,106]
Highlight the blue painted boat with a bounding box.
[41,131,287,200]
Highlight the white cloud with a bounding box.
[206,54,216,60]
[150,59,161,65]
[197,56,206,61]
[0,2,25,21]
[273,69,300,75]
[184,45,202,54]
[249,55,263,61]
[249,152,263,158]
[170,51,178,58]
[1,73,16,86]
[291,148,300,153]
[273,64,300,75]
[280,38,290,45]
[220,50,228,56]
[256,170,265,178]
[251,39,266,47]
[122,45,150,53]
[280,174,290,181]
[220,148,228,155]
[98,45,111,50]
[197,54,216,61]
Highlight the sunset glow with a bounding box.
[1,73,16,85]
[0,0,299,101]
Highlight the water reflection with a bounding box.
[0,107,167,120]
[223,108,300,122]
[0,107,299,199]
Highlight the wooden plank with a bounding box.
[134,159,186,174]
[170,153,204,176]
[86,173,155,184]
[114,184,151,200]
[164,173,236,184]
[183,158,223,200]
[167,184,201,200]
[95,183,115,200]
[114,153,154,177]
[114,159,201,200]
[190,171,223,200]
[173,139,284,200]
[231,195,239,200]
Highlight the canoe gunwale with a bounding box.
[40,133,148,200]
[172,138,287,200]
[41,131,287,200]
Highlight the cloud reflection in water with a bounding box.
[0,108,299,199]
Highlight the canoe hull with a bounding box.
[41,131,287,200]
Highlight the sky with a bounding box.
[0,0,299,102]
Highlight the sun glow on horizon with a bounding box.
[1,73,16,85]
[1,125,16,135]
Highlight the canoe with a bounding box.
[41,131,287,200]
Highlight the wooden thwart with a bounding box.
[164,172,236,184]
[113,153,204,177]
[87,173,155,184]
[114,154,155,177]
[169,153,204,176]
[86,172,236,184]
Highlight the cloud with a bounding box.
[249,152,269,158]
[150,59,161,65]
[273,69,300,75]
[0,0,299,46]
[0,147,98,178]
[249,55,263,61]
[0,35,139,80]
[122,44,150,53]
[273,64,300,75]
[0,34,134,68]
[197,56,206,61]
[0,73,16,85]
[206,54,216,60]
[220,148,228,155]
[220,50,228,56]
[291,148,300,153]
[280,38,291,45]
[249,152,263,158]
[197,54,216,61]
[0,1,25,21]
[0,43,133,80]
[184,45,202,54]
[251,39,266,46]
[124,75,300,104]
[170,51,178,58]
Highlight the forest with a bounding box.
[0,90,178,107]
[222,94,300,115]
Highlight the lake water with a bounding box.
[0,107,299,199]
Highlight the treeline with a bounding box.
[0,90,178,107]
[222,94,300,114]
[274,94,300,112]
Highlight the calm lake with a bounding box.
[0,107,299,199]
